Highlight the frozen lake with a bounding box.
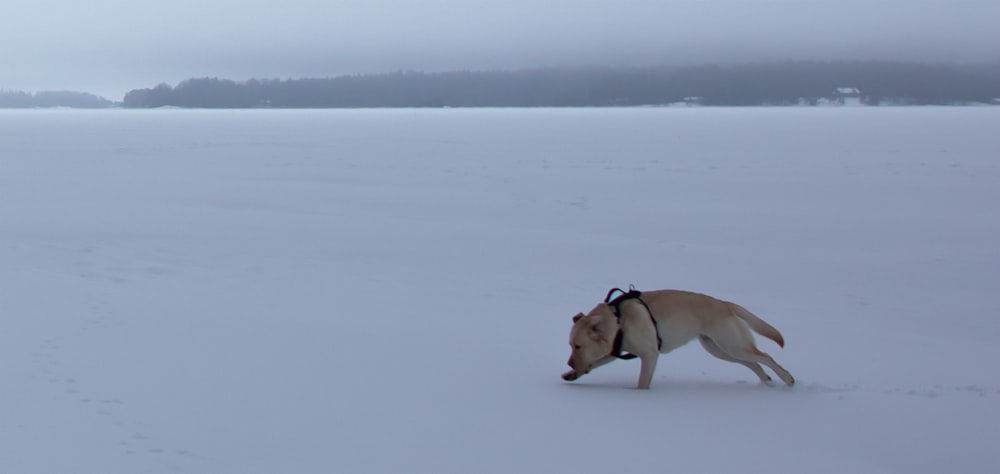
[2,107,999,473]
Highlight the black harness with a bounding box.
[605,286,663,360]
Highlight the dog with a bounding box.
[562,288,794,389]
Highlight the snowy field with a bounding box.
[2,107,999,473]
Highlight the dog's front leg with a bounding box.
[636,354,658,389]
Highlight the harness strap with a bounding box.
[611,331,638,360]
[605,286,662,360]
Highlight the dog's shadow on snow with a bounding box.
[561,378,855,396]
[560,378,800,393]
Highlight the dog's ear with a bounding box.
[588,314,603,333]
[571,312,584,323]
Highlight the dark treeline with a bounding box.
[122,61,1000,108]
[0,90,113,108]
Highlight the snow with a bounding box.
[2,107,999,473]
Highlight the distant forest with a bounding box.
[122,61,1000,108]
[0,90,113,108]
[3,61,998,109]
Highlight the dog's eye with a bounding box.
[573,344,581,350]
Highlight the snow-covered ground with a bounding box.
[2,107,998,473]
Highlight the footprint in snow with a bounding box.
[803,383,855,394]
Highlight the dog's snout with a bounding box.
[567,358,576,369]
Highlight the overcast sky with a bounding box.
[3,0,998,99]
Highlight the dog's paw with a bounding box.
[562,370,581,381]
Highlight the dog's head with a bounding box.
[563,305,616,380]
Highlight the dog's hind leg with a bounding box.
[698,335,771,383]
[708,322,796,386]
[741,348,794,386]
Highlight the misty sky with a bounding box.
[3,0,998,99]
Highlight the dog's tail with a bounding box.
[730,303,785,348]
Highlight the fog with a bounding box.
[3,0,998,99]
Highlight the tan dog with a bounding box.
[562,288,794,389]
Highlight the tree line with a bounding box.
[0,90,113,108]
[122,61,1000,108]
